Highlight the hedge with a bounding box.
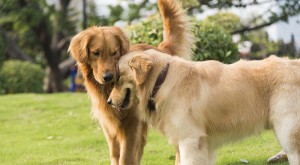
[0,60,44,94]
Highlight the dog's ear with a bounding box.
[68,30,91,63]
[128,56,153,85]
[110,27,130,55]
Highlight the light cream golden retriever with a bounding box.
[68,0,194,164]
[108,49,300,165]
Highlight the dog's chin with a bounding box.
[118,88,131,111]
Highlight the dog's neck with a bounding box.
[147,63,170,111]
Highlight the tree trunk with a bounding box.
[83,0,87,29]
[41,0,73,93]
[43,66,64,93]
[40,27,64,92]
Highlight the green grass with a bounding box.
[0,93,288,165]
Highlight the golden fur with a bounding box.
[109,50,300,165]
[68,0,194,164]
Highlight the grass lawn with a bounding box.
[0,93,288,165]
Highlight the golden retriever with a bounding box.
[68,0,194,164]
[108,49,300,165]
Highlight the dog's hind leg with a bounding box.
[271,89,300,165]
[273,117,300,165]
[288,126,300,165]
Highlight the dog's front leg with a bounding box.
[103,128,120,165]
[119,120,147,165]
[178,137,209,165]
[136,122,148,163]
[109,138,121,165]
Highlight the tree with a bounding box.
[0,0,77,92]
[1,0,299,93]
[98,0,300,35]
[240,30,280,59]
[277,34,298,57]
[191,0,300,34]
[289,34,297,57]
[86,3,124,26]
[205,12,241,32]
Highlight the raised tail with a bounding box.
[158,0,195,60]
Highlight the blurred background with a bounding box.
[0,0,299,94]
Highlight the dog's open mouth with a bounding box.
[120,88,130,110]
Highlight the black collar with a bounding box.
[147,63,170,111]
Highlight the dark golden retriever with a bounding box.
[68,0,194,164]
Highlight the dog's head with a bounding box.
[68,26,130,84]
[107,53,154,111]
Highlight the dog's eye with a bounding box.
[112,51,117,56]
[93,51,101,56]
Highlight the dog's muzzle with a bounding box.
[102,72,113,82]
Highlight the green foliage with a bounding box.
[128,14,239,63]
[0,60,44,94]
[193,0,300,35]
[127,14,163,47]
[87,1,157,26]
[277,34,297,58]
[0,0,77,65]
[87,3,124,26]
[0,0,46,47]
[240,30,280,58]
[182,0,200,8]
[128,3,142,22]
[193,21,239,63]
[206,12,241,32]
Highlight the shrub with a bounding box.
[193,21,239,63]
[0,60,44,94]
[127,14,239,63]
[127,14,163,47]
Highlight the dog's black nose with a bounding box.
[103,73,113,82]
[107,98,112,105]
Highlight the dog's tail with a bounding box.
[158,0,195,60]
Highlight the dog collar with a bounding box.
[147,63,170,111]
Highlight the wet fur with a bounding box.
[68,0,194,164]
[110,50,300,165]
